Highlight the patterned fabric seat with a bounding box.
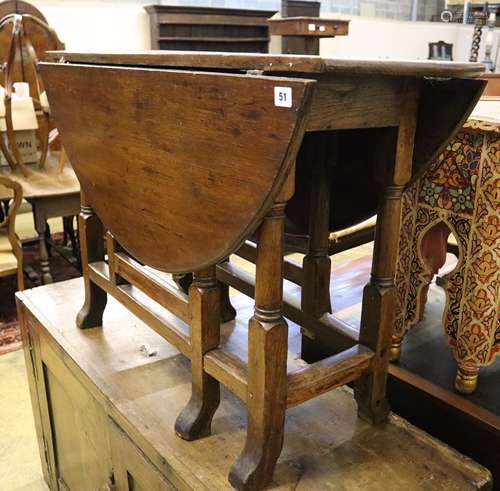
[393,98,500,394]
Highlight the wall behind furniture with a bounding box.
[319,12,499,65]
[29,0,499,69]
[29,0,151,51]
[29,0,444,26]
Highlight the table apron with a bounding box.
[29,193,80,232]
[306,75,402,131]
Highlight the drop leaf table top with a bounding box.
[39,50,486,272]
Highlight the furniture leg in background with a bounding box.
[30,193,80,284]
[301,133,334,362]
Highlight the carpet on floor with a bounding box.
[0,234,80,355]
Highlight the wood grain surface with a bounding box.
[40,62,314,273]
[45,50,485,78]
[17,278,493,491]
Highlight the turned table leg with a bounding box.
[218,257,237,323]
[172,259,236,323]
[32,202,53,284]
[229,178,292,490]
[175,266,221,440]
[355,185,405,423]
[38,226,53,284]
[76,194,107,329]
[301,132,334,363]
[355,82,419,424]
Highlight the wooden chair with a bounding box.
[0,175,23,289]
[0,2,65,175]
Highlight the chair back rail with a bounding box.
[39,63,315,273]
[0,6,65,173]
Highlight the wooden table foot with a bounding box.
[228,317,287,491]
[176,267,221,440]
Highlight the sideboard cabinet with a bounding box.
[18,288,176,491]
[17,279,492,491]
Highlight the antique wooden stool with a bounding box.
[40,52,484,490]
[393,97,499,394]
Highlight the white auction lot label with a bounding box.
[274,87,292,108]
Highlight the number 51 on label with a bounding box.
[274,87,292,108]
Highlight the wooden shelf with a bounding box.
[158,36,269,43]
[146,5,275,53]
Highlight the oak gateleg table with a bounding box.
[40,51,484,490]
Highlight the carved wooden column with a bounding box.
[355,81,419,424]
[229,171,294,491]
[76,192,107,329]
[175,266,221,440]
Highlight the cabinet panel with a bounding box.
[110,419,175,491]
[18,310,55,488]
[39,337,112,490]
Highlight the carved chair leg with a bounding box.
[76,198,107,329]
[229,201,288,491]
[355,82,419,425]
[175,266,221,440]
[301,132,334,363]
[455,363,479,394]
